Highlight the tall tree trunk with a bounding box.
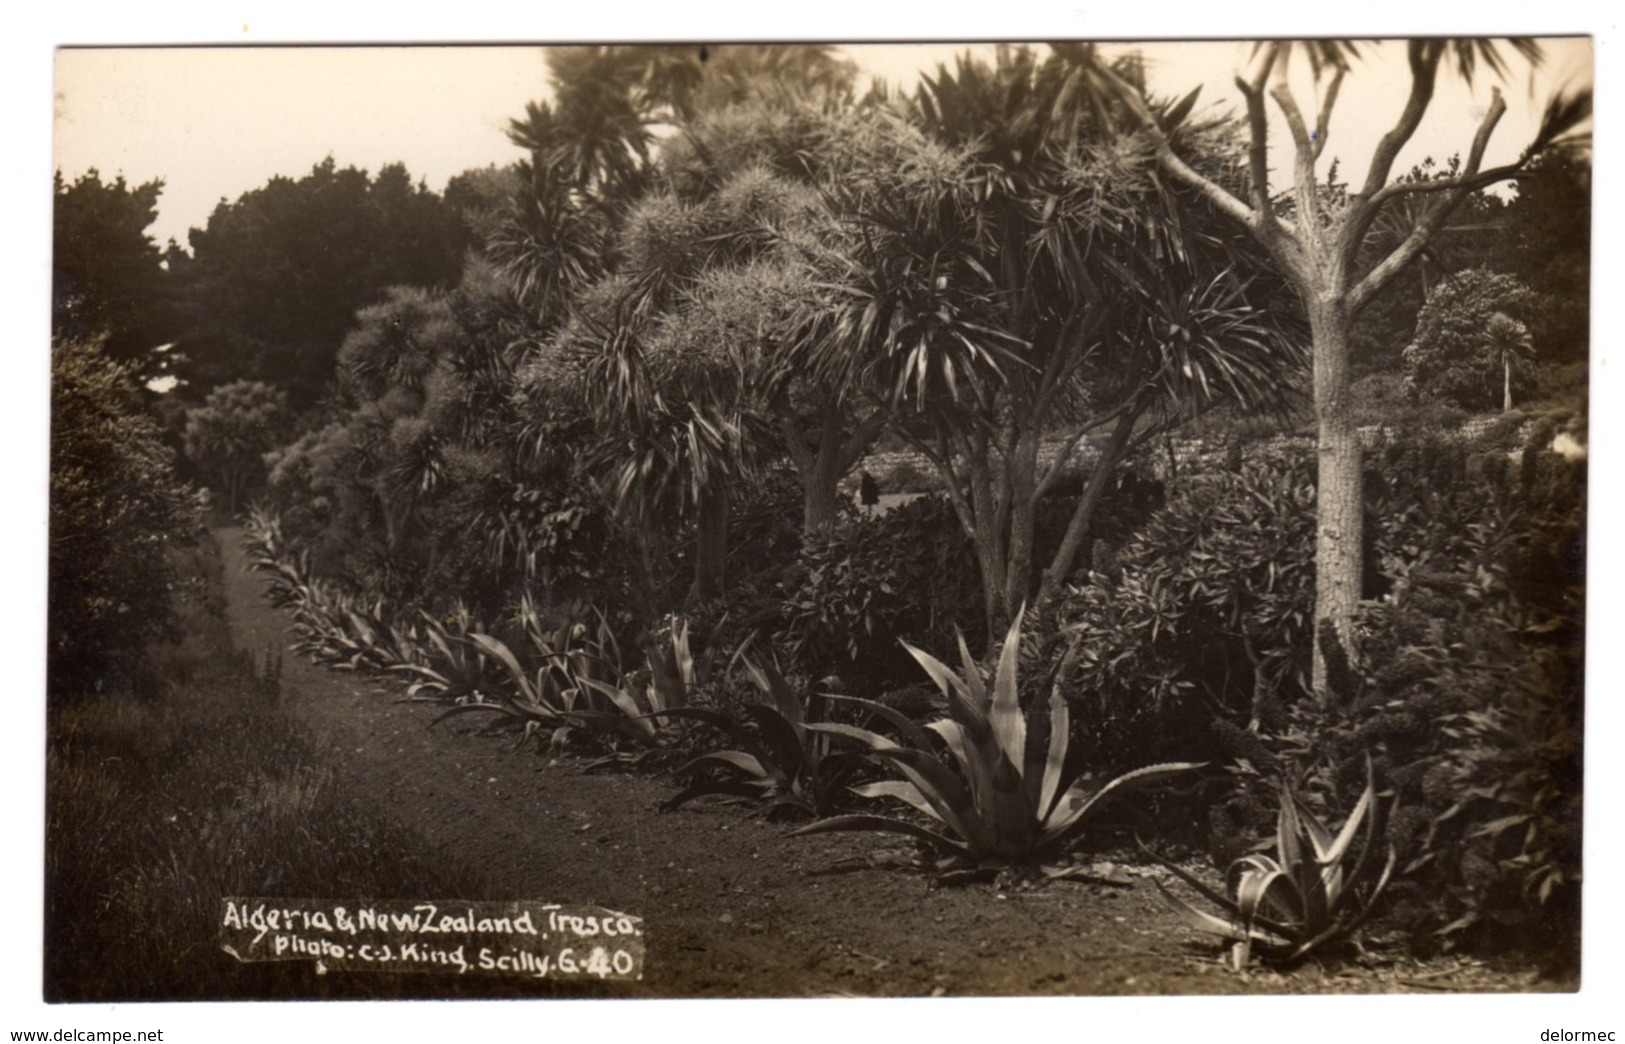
[803,449,844,532]
[1036,407,1140,607]
[964,441,1011,640]
[1001,429,1040,618]
[802,401,847,533]
[1308,297,1363,697]
[786,394,886,535]
[633,527,663,621]
[378,490,399,551]
[691,488,730,604]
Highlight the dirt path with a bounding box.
[216,529,1548,998]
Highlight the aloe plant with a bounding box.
[790,608,1203,865]
[1143,757,1396,969]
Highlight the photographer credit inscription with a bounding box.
[220,898,643,980]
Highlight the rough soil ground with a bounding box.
[216,528,1566,999]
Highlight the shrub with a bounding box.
[1349,372,1469,433]
[1343,426,1583,958]
[658,659,866,820]
[1402,268,1541,412]
[1179,424,1581,959]
[1052,419,1582,959]
[780,494,980,691]
[676,466,805,665]
[1056,446,1317,770]
[50,338,202,698]
[423,444,617,617]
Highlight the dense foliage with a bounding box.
[1059,447,1319,768]
[49,339,201,696]
[52,171,171,369]
[165,158,473,406]
[1340,426,1583,958]
[1403,269,1541,411]
[1048,417,1581,962]
[781,495,981,689]
[182,380,289,513]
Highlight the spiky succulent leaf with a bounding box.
[1150,877,1294,949]
[902,640,990,739]
[1231,859,1301,944]
[823,693,936,751]
[738,704,807,780]
[988,607,1028,783]
[851,780,945,823]
[743,657,804,727]
[662,780,774,811]
[809,723,987,848]
[579,677,657,737]
[680,750,770,781]
[468,632,541,705]
[926,719,992,809]
[1028,676,1071,824]
[787,814,974,860]
[955,631,987,706]
[1039,761,1205,848]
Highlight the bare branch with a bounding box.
[1269,63,1327,248]
[1234,68,1278,225]
[1271,83,1321,197]
[1032,322,1102,419]
[1349,87,1509,312]
[1312,66,1345,161]
[1356,41,1443,200]
[1270,80,1315,153]
[1364,162,1524,207]
[1095,61,1261,234]
[1034,400,1139,498]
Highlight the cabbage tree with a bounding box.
[792,46,1303,634]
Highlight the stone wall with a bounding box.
[846,416,1540,495]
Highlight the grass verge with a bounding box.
[44,532,605,1001]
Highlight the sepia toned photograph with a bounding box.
[35,22,1601,1036]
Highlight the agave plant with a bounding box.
[657,660,863,819]
[428,610,700,755]
[423,627,579,749]
[790,608,1203,866]
[390,606,499,703]
[325,596,421,671]
[1143,758,1396,969]
[242,506,316,610]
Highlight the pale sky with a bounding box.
[53,39,1591,250]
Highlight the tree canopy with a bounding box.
[165,158,474,406]
[52,171,171,369]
